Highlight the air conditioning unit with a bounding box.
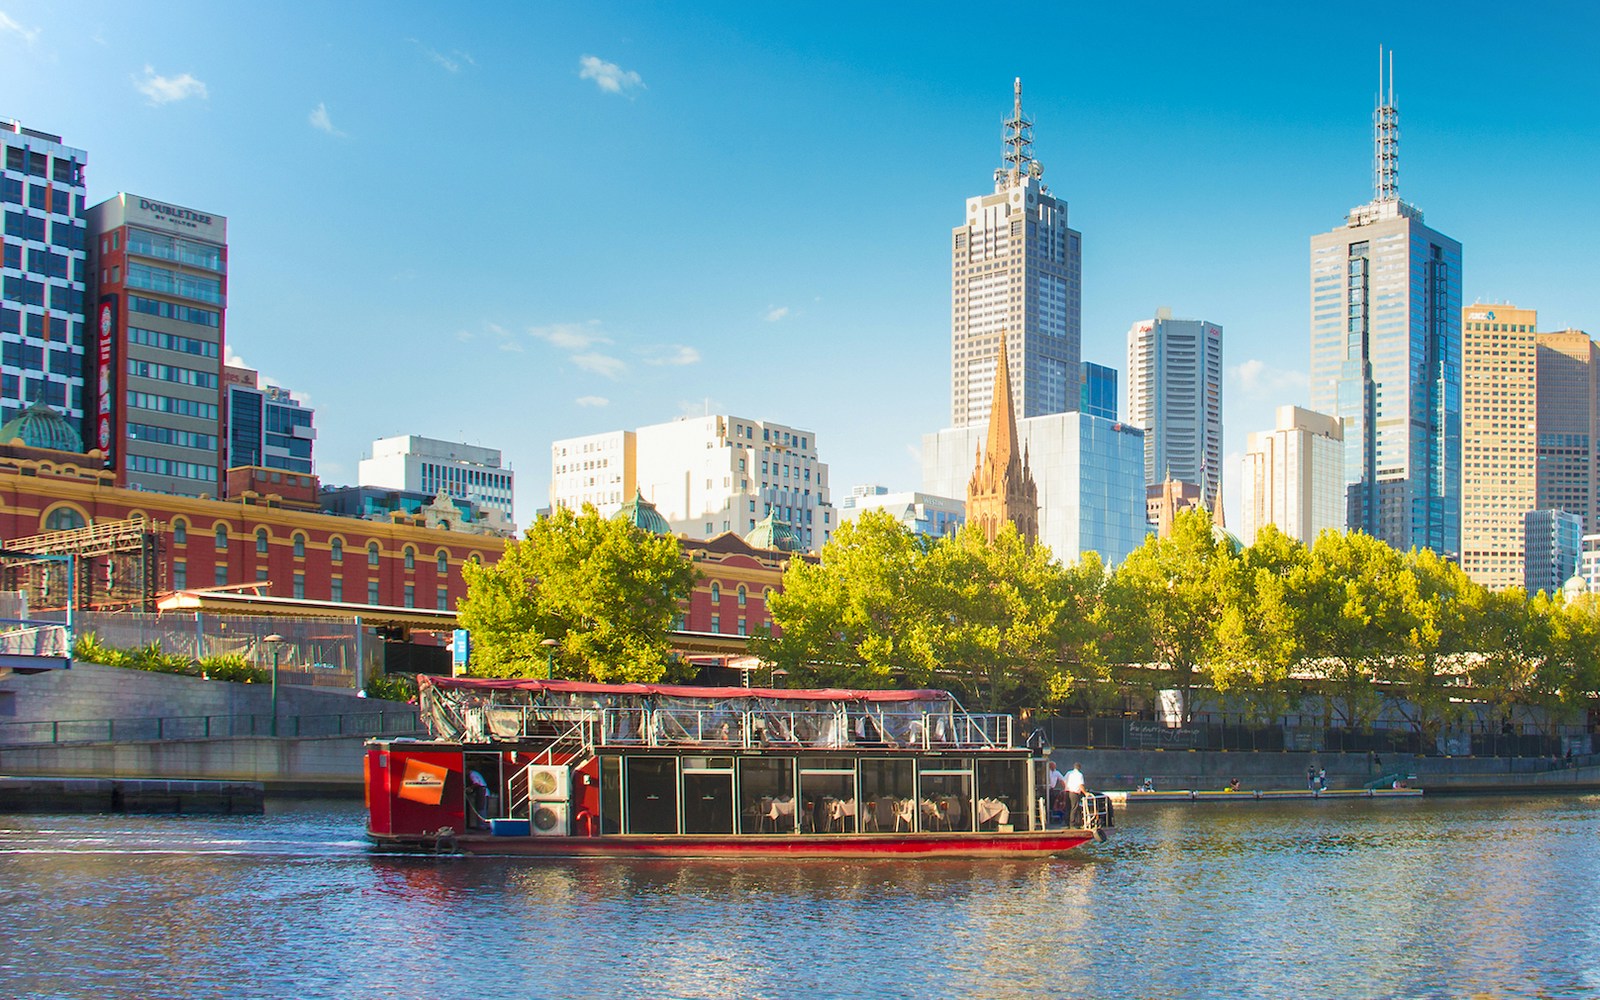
[526,764,570,801]
[530,800,570,837]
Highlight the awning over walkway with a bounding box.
[156,590,457,632]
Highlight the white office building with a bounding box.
[923,412,1146,567]
[359,434,515,530]
[1125,308,1223,500]
[549,429,635,517]
[1239,406,1344,546]
[840,485,965,539]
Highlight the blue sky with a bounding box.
[4,2,1600,532]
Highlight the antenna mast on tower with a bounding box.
[1002,77,1034,179]
[1374,46,1400,202]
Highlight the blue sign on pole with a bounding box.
[452,629,470,670]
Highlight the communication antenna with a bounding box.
[1002,77,1034,179]
[1374,46,1400,201]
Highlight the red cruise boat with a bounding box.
[365,676,1110,858]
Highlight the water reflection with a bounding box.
[3,797,1600,998]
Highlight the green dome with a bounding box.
[0,400,84,453]
[613,489,672,535]
[744,513,805,553]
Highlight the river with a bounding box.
[2,795,1597,999]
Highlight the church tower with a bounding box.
[966,337,1039,544]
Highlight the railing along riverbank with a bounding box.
[1038,716,1594,758]
[0,708,424,747]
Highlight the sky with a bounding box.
[4,1,1600,532]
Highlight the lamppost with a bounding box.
[264,634,284,737]
[770,667,788,689]
[540,637,558,680]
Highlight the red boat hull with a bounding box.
[370,829,1097,859]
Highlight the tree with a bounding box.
[457,504,697,681]
[1298,530,1410,729]
[1211,524,1308,724]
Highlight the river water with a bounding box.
[2,795,1597,999]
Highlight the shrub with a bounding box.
[200,652,269,684]
[73,633,131,668]
[365,673,417,703]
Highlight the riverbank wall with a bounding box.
[0,734,366,793]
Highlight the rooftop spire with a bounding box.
[1374,46,1399,202]
[985,335,1019,471]
[1002,77,1034,178]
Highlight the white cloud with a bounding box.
[410,39,475,73]
[530,321,608,352]
[1230,358,1308,399]
[576,395,609,408]
[642,344,700,367]
[0,11,39,44]
[572,352,627,378]
[309,102,347,137]
[579,54,644,96]
[224,350,249,369]
[764,306,790,323]
[134,66,208,105]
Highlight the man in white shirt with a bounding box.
[1065,763,1086,827]
[1046,761,1067,817]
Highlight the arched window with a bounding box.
[710,582,721,603]
[762,587,774,606]
[44,507,86,531]
[436,551,448,575]
[367,542,380,567]
[255,528,269,554]
[737,584,748,607]
[172,518,187,544]
[293,533,306,559]
[403,546,416,571]
[215,524,229,550]
[330,537,343,562]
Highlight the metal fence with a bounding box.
[1038,716,1595,758]
[0,708,424,747]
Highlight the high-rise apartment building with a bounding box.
[86,193,227,496]
[1309,54,1461,558]
[359,435,515,531]
[1534,328,1600,533]
[1239,405,1344,547]
[1461,304,1537,589]
[0,120,88,429]
[548,429,635,517]
[950,79,1081,430]
[223,366,314,475]
[1125,309,1223,501]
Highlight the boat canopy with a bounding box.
[420,676,954,704]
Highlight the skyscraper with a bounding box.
[1239,405,1344,547]
[950,79,1081,430]
[1,120,88,429]
[1309,51,1461,557]
[224,365,315,475]
[1534,328,1599,533]
[1125,308,1223,501]
[1460,304,1537,589]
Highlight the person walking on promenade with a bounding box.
[1307,764,1317,790]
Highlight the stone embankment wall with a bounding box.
[0,662,371,725]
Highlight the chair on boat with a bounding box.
[894,798,915,832]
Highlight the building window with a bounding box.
[436,551,448,575]
[214,565,228,587]
[44,507,86,531]
[256,568,268,583]
[215,525,228,549]
[737,585,747,608]
[172,519,187,545]
[738,618,747,637]
[404,584,414,608]
[368,580,380,605]
[293,533,306,559]
[331,578,343,603]
[255,528,268,553]
[367,542,380,567]
[293,572,305,599]
[436,587,448,611]
[172,560,186,590]
[404,546,415,571]
[331,537,343,562]
[710,582,721,603]
[711,614,720,634]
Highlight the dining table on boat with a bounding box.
[975,796,1010,826]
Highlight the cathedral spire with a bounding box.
[985,336,1020,473]
[967,334,1038,545]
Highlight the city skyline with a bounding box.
[5,3,1600,531]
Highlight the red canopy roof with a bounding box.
[420,675,951,703]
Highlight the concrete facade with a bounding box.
[1239,405,1344,546]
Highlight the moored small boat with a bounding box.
[365,677,1110,858]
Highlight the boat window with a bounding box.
[738,757,795,834]
[975,758,1027,832]
[799,764,857,834]
[600,756,623,834]
[918,760,974,833]
[858,757,916,834]
[682,758,734,835]
[624,756,679,834]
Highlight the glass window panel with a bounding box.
[738,757,795,834]
[624,756,678,835]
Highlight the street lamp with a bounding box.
[540,637,558,680]
[263,634,284,737]
[770,667,788,689]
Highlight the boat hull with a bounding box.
[370,829,1097,859]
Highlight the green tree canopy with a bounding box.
[457,504,697,681]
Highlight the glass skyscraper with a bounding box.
[1308,56,1461,558]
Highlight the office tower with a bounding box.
[360,435,515,531]
[1534,328,1599,533]
[966,339,1038,543]
[223,366,314,475]
[1460,304,1537,589]
[950,79,1081,430]
[548,429,636,518]
[1309,52,1461,557]
[840,485,965,539]
[85,193,227,496]
[1125,308,1223,501]
[1079,361,1117,421]
[0,120,88,429]
[1524,509,1582,598]
[1239,405,1344,547]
